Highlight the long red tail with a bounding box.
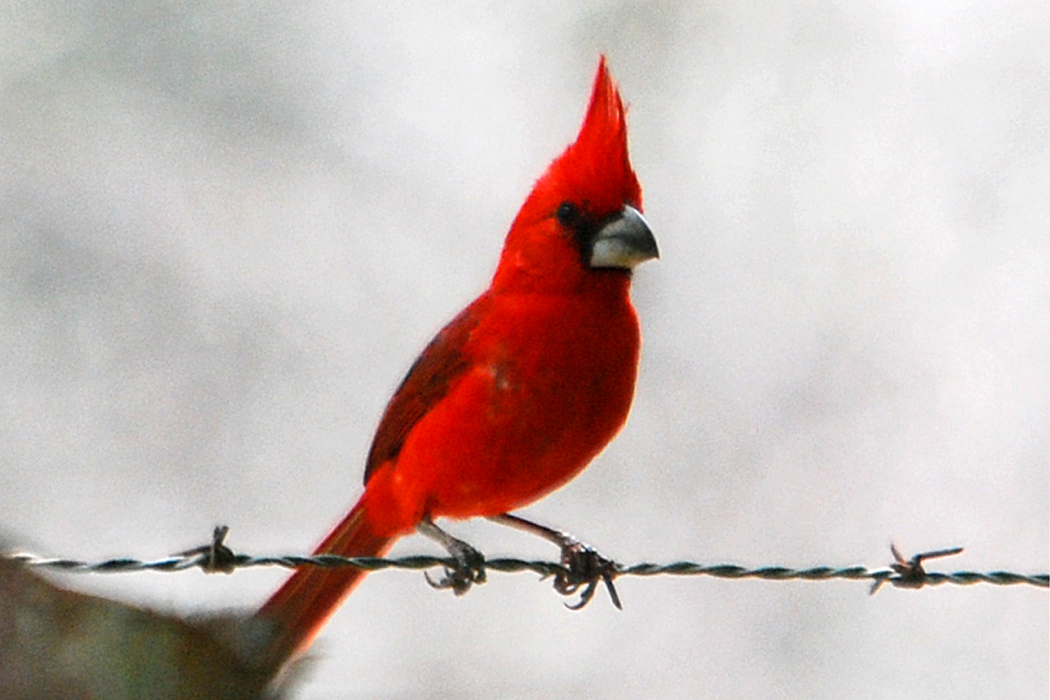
[257,499,395,660]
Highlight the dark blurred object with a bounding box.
[0,558,291,700]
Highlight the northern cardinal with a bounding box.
[259,57,657,661]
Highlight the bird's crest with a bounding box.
[515,57,642,230]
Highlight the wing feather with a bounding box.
[362,295,489,483]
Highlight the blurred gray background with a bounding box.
[1,2,1046,698]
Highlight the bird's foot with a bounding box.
[486,513,622,609]
[418,519,486,596]
[551,537,621,610]
[424,538,486,596]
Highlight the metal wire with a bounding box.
[9,543,1048,594]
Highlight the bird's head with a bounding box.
[493,57,658,293]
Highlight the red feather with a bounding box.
[363,298,486,483]
[258,56,652,662]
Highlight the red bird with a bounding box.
[258,57,657,660]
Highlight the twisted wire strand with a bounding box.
[9,550,1048,592]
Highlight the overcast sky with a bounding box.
[1,2,1046,699]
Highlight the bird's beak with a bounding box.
[589,205,659,270]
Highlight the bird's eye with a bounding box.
[555,202,580,226]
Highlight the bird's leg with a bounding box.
[417,518,486,596]
[488,513,621,609]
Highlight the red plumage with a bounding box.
[258,56,656,661]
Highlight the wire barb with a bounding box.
[869,544,967,594]
[7,533,1047,596]
[174,525,238,574]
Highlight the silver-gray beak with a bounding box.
[589,205,659,270]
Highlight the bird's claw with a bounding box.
[551,539,621,610]
[424,540,487,596]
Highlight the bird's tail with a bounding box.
[257,499,394,662]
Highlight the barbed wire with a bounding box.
[7,528,1047,597]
